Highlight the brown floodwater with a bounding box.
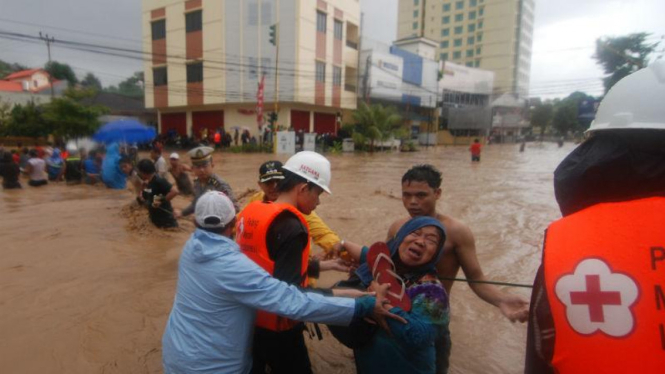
[0,142,575,373]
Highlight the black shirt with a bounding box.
[142,175,177,228]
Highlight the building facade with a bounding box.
[398,0,534,97]
[142,0,360,138]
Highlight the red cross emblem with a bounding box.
[555,258,639,337]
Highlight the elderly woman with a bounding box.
[332,216,450,374]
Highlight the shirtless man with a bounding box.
[386,164,529,372]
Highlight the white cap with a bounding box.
[169,152,180,160]
[195,191,236,229]
[282,151,332,194]
[588,60,665,133]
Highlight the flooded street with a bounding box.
[1,143,574,373]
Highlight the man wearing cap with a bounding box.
[237,151,343,374]
[168,152,194,196]
[176,146,238,218]
[162,191,405,374]
[244,160,343,256]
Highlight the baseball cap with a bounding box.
[259,160,285,183]
[195,191,236,229]
[170,152,180,160]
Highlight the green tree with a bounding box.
[0,59,29,78]
[2,101,50,138]
[352,102,404,152]
[530,102,554,140]
[594,32,659,93]
[42,88,109,139]
[80,72,102,90]
[45,61,78,86]
[551,91,595,136]
[105,71,144,99]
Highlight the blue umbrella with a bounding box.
[93,119,157,144]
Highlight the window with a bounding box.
[454,38,462,47]
[469,11,476,20]
[476,47,482,54]
[468,24,476,32]
[455,1,464,10]
[455,14,463,22]
[333,66,342,86]
[153,67,167,86]
[466,61,473,67]
[454,26,463,34]
[440,52,448,60]
[479,7,484,16]
[477,33,483,42]
[466,49,474,57]
[413,10,419,17]
[151,19,166,40]
[474,59,480,67]
[316,61,325,83]
[414,0,419,5]
[334,20,343,40]
[187,62,203,83]
[478,20,483,29]
[453,51,461,59]
[440,40,449,48]
[470,0,477,6]
[413,22,418,30]
[185,10,202,33]
[442,16,450,24]
[441,28,449,36]
[317,11,326,33]
[467,36,474,44]
[443,3,451,11]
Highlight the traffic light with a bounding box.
[269,24,278,46]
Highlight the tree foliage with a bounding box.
[530,102,554,139]
[41,88,109,139]
[551,91,596,136]
[80,72,102,90]
[0,101,50,138]
[352,102,404,151]
[45,60,79,86]
[0,59,29,78]
[594,32,659,93]
[105,71,144,99]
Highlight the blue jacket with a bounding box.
[162,229,357,374]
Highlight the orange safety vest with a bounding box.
[236,201,311,331]
[543,197,665,373]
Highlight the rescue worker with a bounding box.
[175,146,238,218]
[525,61,665,373]
[63,146,83,185]
[236,151,336,374]
[244,160,344,256]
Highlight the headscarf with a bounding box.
[356,216,447,286]
[101,143,127,189]
[47,148,63,166]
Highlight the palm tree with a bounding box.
[352,102,404,152]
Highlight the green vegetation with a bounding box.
[594,32,659,93]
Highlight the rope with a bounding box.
[438,276,533,289]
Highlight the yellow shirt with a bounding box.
[244,191,341,253]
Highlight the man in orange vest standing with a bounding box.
[525,61,665,373]
[236,151,337,374]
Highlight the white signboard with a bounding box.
[276,131,295,154]
[303,133,317,152]
[439,61,495,95]
[370,52,404,101]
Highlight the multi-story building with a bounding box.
[397,0,534,97]
[142,0,360,138]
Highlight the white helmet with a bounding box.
[282,151,332,194]
[588,60,665,133]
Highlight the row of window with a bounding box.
[441,21,483,36]
[420,0,484,10]
[153,62,203,86]
[441,10,480,24]
[440,46,482,58]
[317,11,344,41]
[439,53,482,68]
[315,61,343,86]
[151,10,202,41]
[441,35,483,48]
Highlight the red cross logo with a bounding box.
[570,274,622,323]
[555,258,638,337]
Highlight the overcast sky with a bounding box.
[1,0,663,98]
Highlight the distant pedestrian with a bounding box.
[0,152,22,189]
[520,140,526,153]
[234,128,239,146]
[151,147,168,180]
[64,147,83,185]
[26,149,48,187]
[469,138,482,162]
[169,152,194,196]
[46,148,65,181]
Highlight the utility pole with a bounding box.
[39,32,55,99]
[269,22,280,152]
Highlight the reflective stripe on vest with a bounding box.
[543,197,665,373]
[236,201,311,331]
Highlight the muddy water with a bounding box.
[0,143,574,373]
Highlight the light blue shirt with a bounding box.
[162,229,356,374]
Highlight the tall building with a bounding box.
[397,0,534,97]
[142,0,360,137]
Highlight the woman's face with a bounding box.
[397,226,442,267]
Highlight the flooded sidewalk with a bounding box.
[0,143,574,373]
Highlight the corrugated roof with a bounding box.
[3,68,44,80]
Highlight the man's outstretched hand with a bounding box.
[369,281,407,333]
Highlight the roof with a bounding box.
[393,36,439,48]
[0,80,24,92]
[82,91,154,115]
[3,68,45,81]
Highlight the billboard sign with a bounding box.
[439,61,494,95]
